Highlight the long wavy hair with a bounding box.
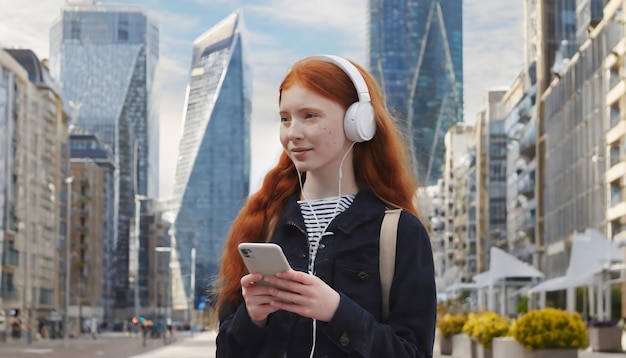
[215,56,420,313]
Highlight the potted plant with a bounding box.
[436,313,467,355]
[512,308,588,358]
[464,311,510,358]
[587,318,622,352]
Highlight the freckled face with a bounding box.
[279,84,352,176]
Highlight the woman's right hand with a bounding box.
[241,273,281,327]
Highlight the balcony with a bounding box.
[0,286,19,300]
[518,119,536,158]
[516,160,536,198]
[3,249,19,267]
[75,224,90,234]
[609,104,622,129]
[515,210,536,233]
[517,173,535,197]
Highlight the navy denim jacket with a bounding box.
[216,190,436,357]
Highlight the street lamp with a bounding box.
[133,194,149,322]
[189,248,196,338]
[154,247,171,317]
[64,176,73,348]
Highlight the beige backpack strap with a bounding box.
[380,208,401,320]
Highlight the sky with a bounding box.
[0,0,524,198]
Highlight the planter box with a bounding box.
[588,326,623,352]
[524,349,578,358]
[492,338,578,358]
[452,333,476,358]
[475,343,492,358]
[439,334,452,355]
[493,337,526,358]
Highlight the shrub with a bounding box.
[437,313,467,338]
[512,308,588,350]
[463,311,510,349]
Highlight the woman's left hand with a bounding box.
[263,270,340,322]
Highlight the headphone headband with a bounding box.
[311,55,371,102]
[308,54,376,142]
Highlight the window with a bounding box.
[70,18,81,40]
[118,14,129,42]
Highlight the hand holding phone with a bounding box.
[238,243,292,287]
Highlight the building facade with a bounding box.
[541,5,612,278]
[0,49,68,339]
[49,1,159,311]
[69,133,115,322]
[369,0,463,184]
[172,10,251,307]
[443,125,475,283]
[502,69,538,267]
[67,158,105,334]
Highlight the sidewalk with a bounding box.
[129,330,217,358]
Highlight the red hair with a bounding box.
[215,56,420,313]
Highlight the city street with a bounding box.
[0,331,200,358]
[129,331,216,358]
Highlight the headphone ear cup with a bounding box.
[344,101,376,142]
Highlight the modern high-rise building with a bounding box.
[49,0,159,310]
[369,0,463,185]
[172,10,251,308]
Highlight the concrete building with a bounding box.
[67,157,106,333]
[475,90,508,273]
[419,181,446,295]
[69,133,115,323]
[442,125,475,283]
[0,49,69,340]
[539,0,614,279]
[502,70,539,267]
[601,0,626,316]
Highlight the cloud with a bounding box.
[463,0,524,124]
[244,0,366,34]
[0,0,65,58]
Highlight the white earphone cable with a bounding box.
[296,142,356,358]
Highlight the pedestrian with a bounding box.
[90,317,98,340]
[141,321,148,347]
[215,55,437,357]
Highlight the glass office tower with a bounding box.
[49,2,159,309]
[172,10,251,308]
[369,0,463,185]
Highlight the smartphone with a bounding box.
[238,243,292,286]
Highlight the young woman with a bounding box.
[215,55,436,357]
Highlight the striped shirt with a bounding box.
[298,194,355,274]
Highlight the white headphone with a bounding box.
[311,55,376,142]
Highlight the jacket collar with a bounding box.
[279,189,386,235]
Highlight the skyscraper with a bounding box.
[172,10,251,307]
[369,0,463,185]
[49,1,159,310]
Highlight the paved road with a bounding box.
[129,331,216,358]
[0,332,187,358]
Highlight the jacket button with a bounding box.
[319,243,326,249]
[299,253,307,259]
[357,272,369,281]
[340,332,349,346]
